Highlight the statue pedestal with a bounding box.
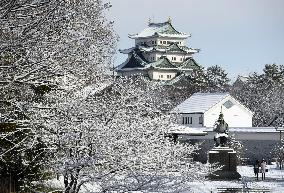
[208,147,241,180]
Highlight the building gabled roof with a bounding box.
[172,93,253,115]
[167,43,186,53]
[119,47,136,54]
[116,51,148,70]
[129,21,189,39]
[235,75,249,83]
[164,73,186,85]
[172,93,230,113]
[146,56,178,70]
[179,58,200,70]
[180,46,200,54]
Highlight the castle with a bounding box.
[116,18,201,81]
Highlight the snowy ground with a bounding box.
[188,163,284,193]
[44,163,284,193]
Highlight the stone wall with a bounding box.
[183,139,279,165]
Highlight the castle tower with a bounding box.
[116,19,200,81]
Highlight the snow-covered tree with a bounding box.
[271,139,284,170]
[34,77,211,193]
[206,65,230,92]
[1,0,116,191]
[228,135,246,165]
[1,1,212,193]
[231,64,284,127]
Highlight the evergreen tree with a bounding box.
[231,64,284,127]
[206,65,230,92]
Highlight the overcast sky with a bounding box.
[108,0,284,80]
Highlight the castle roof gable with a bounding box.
[146,56,177,69]
[129,21,189,39]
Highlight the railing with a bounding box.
[217,187,270,193]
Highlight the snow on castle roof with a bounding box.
[172,93,230,113]
[119,44,199,55]
[146,56,178,70]
[129,21,190,39]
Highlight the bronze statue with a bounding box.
[213,112,229,147]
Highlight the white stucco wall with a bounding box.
[148,69,177,80]
[157,37,186,46]
[203,96,253,127]
[135,38,158,46]
[135,37,187,46]
[145,52,192,63]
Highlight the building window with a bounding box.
[183,117,187,124]
[163,41,166,44]
[155,41,157,44]
[183,117,192,124]
[167,75,172,79]
[199,116,203,124]
[160,41,162,44]
[172,57,176,61]
[180,58,182,61]
[152,41,154,44]
[159,74,164,79]
[223,100,234,109]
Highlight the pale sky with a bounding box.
[108,0,284,80]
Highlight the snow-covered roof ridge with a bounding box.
[172,92,253,115]
[145,56,178,70]
[172,92,230,114]
[116,51,148,70]
[128,21,190,39]
[237,75,249,82]
[179,57,200,70]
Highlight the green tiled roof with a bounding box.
[129,21,189,39]
[147,57,178,69]
[179,58,200,70]
[167,43,186,53]
[118,51,148,70]
[136,44,199,54]
[154,21,181,35]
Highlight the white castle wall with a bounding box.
[148,69,177,80]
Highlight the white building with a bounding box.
[116,18,201,81]
[172,93,253,127]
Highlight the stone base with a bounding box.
[208,147,241,180]
[208,171,241,180]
